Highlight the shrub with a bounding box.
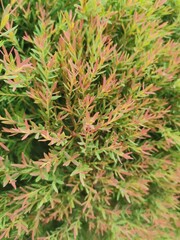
[0,0,179,239]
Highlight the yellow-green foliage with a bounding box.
[0,0,179,239]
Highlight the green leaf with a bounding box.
[52,182,58,193]
[70,164,92,176]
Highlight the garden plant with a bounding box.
[0,0,179,239]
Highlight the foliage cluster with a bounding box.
[0,0,179,239]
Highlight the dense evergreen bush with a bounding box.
[0,0,179,239]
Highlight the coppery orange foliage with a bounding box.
[0,0,179,239]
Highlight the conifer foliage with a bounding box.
[0,0,179,239]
